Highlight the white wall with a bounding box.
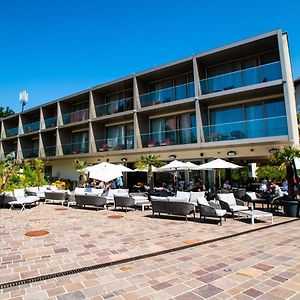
[52,159,79,180]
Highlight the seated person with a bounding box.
[133,181,145,192]
[223,180,231,190]
[259,180,268,192]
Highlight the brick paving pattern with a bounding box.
[0,204,299,299]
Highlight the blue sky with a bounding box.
[1,0,300,113]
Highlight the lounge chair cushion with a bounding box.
[176,191,190,202]
[215,209,227,217]
[190,191,205,203]
[246,192,257,200]
[217,193,236,206]
[150,196,168,201]
[167,196,189,202]
[14,189,25,197]
[197,197,210,206]
[229,205,249,212]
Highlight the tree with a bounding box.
[270,146,300,199]
[0,107,15,118]
[0,152,18,193]
[135,155,164,189]
[73,159,91,187]
[256,165,286,180]
[23,159,48,187]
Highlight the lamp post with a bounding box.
[19,90,28,112]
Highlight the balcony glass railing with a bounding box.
[200,61,282,94]
[61,142,89,155]
[140,82,195,107]
[44,117,57,129]
[203,116,288,142]
[141,127,197,148]
[5,127,18,137]
[43,146,56,156]
[23,121,40,134]
[22,148,39,159]
[96,135,134,152]
[60,109,89,125]
[95,97,133,117]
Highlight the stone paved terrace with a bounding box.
[0,203,299,299]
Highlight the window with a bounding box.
[106,124,134,150]
[207,99,287,141]
[71,131,88,153]
[148,73,194,104]
[150,113,196,146]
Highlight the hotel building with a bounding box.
[0,29,298,181]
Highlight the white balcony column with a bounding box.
[40,107,45,130]
[89,122,97,153]
[56,129,63,156]
[193,55,204,143]
[277,31,299,146]
[17,138,23,161]
[57,102,63,126]
[133,75,141,110]
[18,115,23,135]
[89,90,96,119]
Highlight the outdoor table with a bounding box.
[9,196,40,211]
[237,209,273,224]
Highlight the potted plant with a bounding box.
[270,146,300,217]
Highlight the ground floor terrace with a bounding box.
[47,140,290,188]
[0,204,299,299]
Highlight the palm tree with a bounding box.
[270,146,300,200]
[135,154,164,189]
[73,159,91,187]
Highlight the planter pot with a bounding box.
[281,200,299,217]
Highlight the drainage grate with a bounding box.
[0,218,298,290]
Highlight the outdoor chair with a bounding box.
[44,191,69,206]
[245,192,268,210]
[150,199,195,222]
[114,195,135,212]
[234,189,246,201]
[129,192,151,211]
[75,194,107,210]
[217,193,249,218]
[197,197,227,226]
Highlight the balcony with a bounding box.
[203,115,288,142]
[44,146,56,156]
[200,61,282,95]
[60,109,89,125]
[95,98,133,117]
[61,142,89,155]
[44,117,57,129]
[140,82,195,107]
[96,135,134,152]
[23,121,40,134]
[5,127,18,137]
[22,148,39,159]
[141,127,197,148]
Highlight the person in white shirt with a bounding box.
[260,180,268,192]
[223,180,231,190]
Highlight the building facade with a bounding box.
[0,29,298,181]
